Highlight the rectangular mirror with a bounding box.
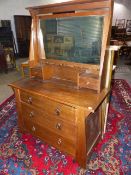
[40,16,104,64]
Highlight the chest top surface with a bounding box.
[10,78,109,110]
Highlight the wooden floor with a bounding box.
[0,58,28,104]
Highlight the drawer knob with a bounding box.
[57,138,62,145]
[56,123,62,130]
[32,126,36,132]
[28,97,32,104]
[55,108,61,116]
[29,111,34,118]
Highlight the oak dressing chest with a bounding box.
[10,0,114,168]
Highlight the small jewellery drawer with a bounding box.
[78,76,100,91]
[20,91,76,123]
[21,102,76,142]
[23,120,76,156]
[30,67,43,79]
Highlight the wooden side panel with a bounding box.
[86,107,101,155]
[75,108,88,168]
[29,16,39,68]
[101,49,115,90]
[100,0,114,90]
[100,15,111,78]
[13,89,24,132]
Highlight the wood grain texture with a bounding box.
[24,119,76,156]
[27,0,110,15]
[21,102,76,142]
[20,90,76,123]
[13,89,24,132]
[10,78,109,111]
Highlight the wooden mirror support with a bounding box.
[9,0,114,168]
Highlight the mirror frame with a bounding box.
[27,0,113,76]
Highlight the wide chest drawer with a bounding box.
[21,102,76,142]
[23,120,76,156]
[20,91,76,123]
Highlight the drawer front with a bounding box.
[21,102,76,142]
[30,67,43,79]
[20,91,76,123]
[23,119,76,156]
[79,76,100,91]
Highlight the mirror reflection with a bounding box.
[40,16,104,64]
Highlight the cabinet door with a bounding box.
[14,15,31,57]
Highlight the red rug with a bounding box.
[0,79,130,174]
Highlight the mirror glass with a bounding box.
[40,16,104,64]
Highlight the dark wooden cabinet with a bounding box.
[14,15,31,57]
[0,20,17,71]
[0,46,7,73]
[0,20,16,55]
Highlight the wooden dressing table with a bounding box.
[9,0,114,168]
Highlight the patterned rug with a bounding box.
[0,79,130,175]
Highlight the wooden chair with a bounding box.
[4,47,16,69]
[21,60,29,77]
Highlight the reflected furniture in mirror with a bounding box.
[9,0,114,168]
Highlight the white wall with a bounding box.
[0,0,69,51]
[113,0,131,25]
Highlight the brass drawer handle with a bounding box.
[28,97,32,104]
[56,123,62,130]
[57,138,62,145]
[55,108,61,116]
[32,126,36,132]
[29,111,34,118]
